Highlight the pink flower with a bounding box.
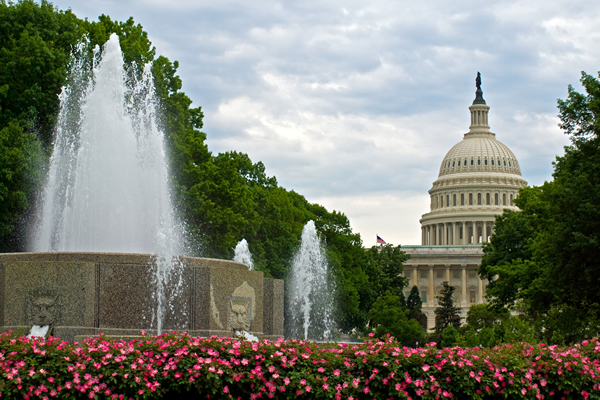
[422,365,430,372]
[333,369,340,376]
[223,386,229,393]
[323,384,329,390]
[306,386,311,392]
[363,387,370,394]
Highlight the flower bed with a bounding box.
[1,331,599,399]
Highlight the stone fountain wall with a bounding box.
[0,253,284,342]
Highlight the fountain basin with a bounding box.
[0,252,284,342]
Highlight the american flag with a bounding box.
[376,235,386,244]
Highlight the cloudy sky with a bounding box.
[49,0,600,246]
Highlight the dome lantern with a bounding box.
[468,72,492,135]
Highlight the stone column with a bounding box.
[422,227,426,245]
[412,267,418,288]
[445,265,450,282]
[441,223,446,245]
[452,223,457,245]
[483,221,487,242]
[461,265,467,305]
[478,275,484,303]
[428,265,434,303]
[462,221,466,245]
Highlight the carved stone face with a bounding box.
[28,292,58,327]
[229,299,250,331]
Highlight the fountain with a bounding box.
[0,34,283,341]
[233,239,254,270]
[286,221,335,341]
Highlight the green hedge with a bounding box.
[0,331,599,399]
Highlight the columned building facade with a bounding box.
[403,78,528,330]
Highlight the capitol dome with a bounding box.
[419,79,527,245]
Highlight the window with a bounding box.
[510,194,513,205]
[461,193,464,205]
[469,193,473,205]
[458,160,461,166]
[470,290,476,303]
[465,159,467,166]
[404,292,410,300]
[495,193,499,205]
[491,159,494,165]
[509,161,512,167]
[437,270,443,278]
[471,159,474,166]
[446,195,449,207]
[420,291,428,303]
[485,159,488,166]
[441,196,444,207]
[421,270,428,278]
[503,193,507,205]
[477,193,482,205]
[486,193,490,205]
[478,159,481,165]
[459,227,463,239]
[453,270,460,278]
[452,161,455,167]
[504,160,506,166]
[453,194,457,206]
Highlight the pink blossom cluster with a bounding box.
[0,331,599,399]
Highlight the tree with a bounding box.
[368,292,424,347]
[434,281,461,334]
[465,303,509,330]
[406,285,427,330]
[0,123,42,250]
[480,71,600,344]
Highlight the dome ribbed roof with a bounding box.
[438,134,522,177]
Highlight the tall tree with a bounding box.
[406,285,426,329]
[434,281,461,334]
[480,71,600,344]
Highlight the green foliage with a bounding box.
[0,122,42,250]
[369,291,425,346]
[440,325,459,348]
[0,0,83,147]
[465,303,509,330]
[457,304,537,348]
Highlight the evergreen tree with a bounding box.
[406,285,427,329]
[434,281,461,334]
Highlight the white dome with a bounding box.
[438,133,522,177]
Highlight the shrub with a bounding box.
[1,331,599,399]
